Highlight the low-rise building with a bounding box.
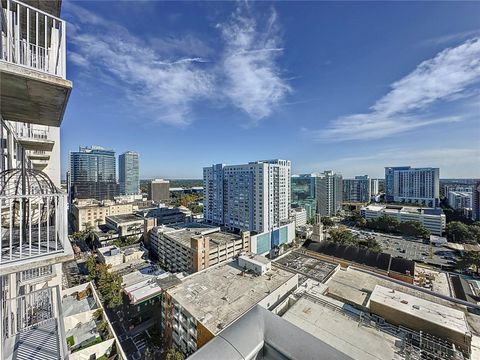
[162,256,298,356]
[360,204,446,235]
[149,223,250,273]
[97,245,147,271]
[290,207,307,227]
[250,221,296,255]
[136,205,192,225]
[72,198,134,231]
[105,213,146,237]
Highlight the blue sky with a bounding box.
[61,1,480,179]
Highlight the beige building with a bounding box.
[150,223,250,273]
[149,179,170,203]
[72,199,134,231]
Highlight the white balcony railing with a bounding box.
[1,285,67,360]
[19,265,55,283]
[15,123,50,141]
[0,0,66,78]
[0,192,68,265]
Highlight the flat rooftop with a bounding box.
[124,273,182,305]
[107,213,144,223]
[363,204,443,215]
[167,260,297,335]
[274,251,338,283]
[282,295,402,360]
[163,225,241,249]
[369,285,469,335]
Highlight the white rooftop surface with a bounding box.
[122,268,166,288]
[124,278,163,303]
[369,285,469,335]
[282,296,402,360]
[168,261,297,335]
[239,253,271,266]
[62,293,98,317]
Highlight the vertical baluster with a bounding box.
[16,2,19,64]
[61,20,66,77]
[54,195,58,251]
[26,7,29,67]
[44,14,47,71]
[9,199,12,261]
[36,11,39,69]
[29,198,32,257]
[6,0,10,61]
[19,196,22,258]
[46,196,49,252]
[38,200,41,254]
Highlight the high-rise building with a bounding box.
[70,145,119,200]
[149,179,170,203]
[291,174,318,220]
[472,182,480,222]
[203,160,291,233]
[343,175,371,203]
[371,178,380,196]
[385,166,440,207]
[316,171,343,216]
[0,0,74,357]
[119,151,140,195]
[447,191,472,210]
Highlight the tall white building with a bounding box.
[385,167,439,207]
[447,191,472,210]
[316,171,343,217]
[203,160,291,233]
[0,0,73,359]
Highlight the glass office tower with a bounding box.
[291,174,317,221]
[119,151,140,195]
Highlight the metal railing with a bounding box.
[0,285,67,360]
[0,192,68,264]
[19,264,54,283]
[15,123,50,141]
[0,0,66,78]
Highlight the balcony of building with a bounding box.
[0,0,72,127]
[1,285,68,360]
[27,150,51,171]
[15,123,55,152]
[0,169,74,276]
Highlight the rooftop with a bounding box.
[124,273,182,305]
[107,213,144,224]
[363,204,444,215]
[274,251,338,283]
[282,295,402,360]
[167,260,297,334]
[368,285,469,335]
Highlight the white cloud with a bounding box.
[220,7,291,121]
[315,37,480,141]
[66,3,214,126]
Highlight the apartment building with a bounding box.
[385,166,440,207]
[149,223,250,273]
[343,175,371,203]
[448,191,472,210]
[149,179,170,203]
[71,198,134,231]
[360,204,446,235]
[203,160,291,233]
[119,151,140,195]
[473,182,480,222]
[0,0,74,358]
[317,170,343,216]
[162,256,298,357]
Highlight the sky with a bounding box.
[60,1,480,179]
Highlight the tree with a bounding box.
[446,222,476,243]
[165,348,184,360]
[458,251,480,275]
[329,226,357,244]
[85,255,98,280]
[321,217,335,227]
[398,221,430,239]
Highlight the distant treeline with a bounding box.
[140,179,203,188]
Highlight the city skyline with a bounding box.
[60,1,480,179]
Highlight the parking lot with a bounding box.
[351,229,458,267]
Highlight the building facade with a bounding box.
[447,191,472,211]
[149,179,170,203]
[291,174,317,220]
[316,171,343,217]
[119,151,140,195]
[72,198,134,231]
[203,160,291,233]
[385,166,440,207]
[343,175,371,203]
[360,204,446,236]
[0,1,74,358]
[70,146,119,201]
[472,182,480,222]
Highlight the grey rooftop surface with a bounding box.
[107,213,144,224]
[282,295,403,360]
[167,260,297,335]
[274,251,338,283]
[163,224,242,249]
[188,305,353,360]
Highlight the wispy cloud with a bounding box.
[421,29,480,46]
[65,2,290,127]
[66,3,214,126]
[219,7,291,122]
[313,37,480,141]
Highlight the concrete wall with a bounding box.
[257,274,299,310]
[69,338,115,360]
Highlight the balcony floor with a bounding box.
[1,226,63,264]
[12,319,61,360]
